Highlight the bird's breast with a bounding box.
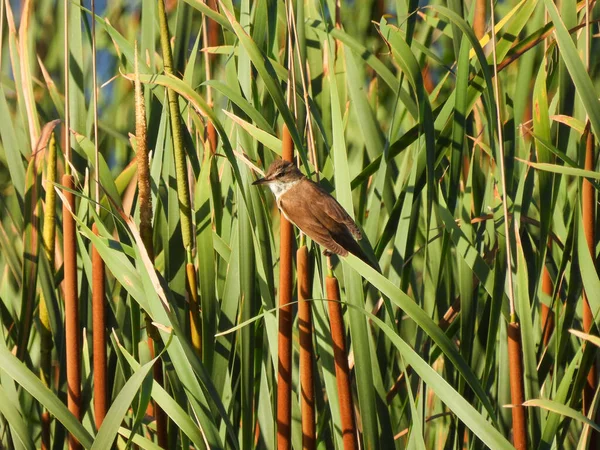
[275,183,308,225]
[268,179,301,201]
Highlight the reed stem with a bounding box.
[582,124,597,439]
[277,124,294,450]
[297,245,315,449]
[326,276,357,450]
[541,265,554,348]
[186,262,202,354]
[62,173,81,450]
[39,131,57,450]
[507,322,527,450]
[91,224,107,428]
[135,43,168,447]
[157,0,193,251]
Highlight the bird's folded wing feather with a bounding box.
[278,193,349,256]
[310,182,362,240]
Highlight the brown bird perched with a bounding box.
[253,159,373,265]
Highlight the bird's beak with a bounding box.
[252,176,270,185]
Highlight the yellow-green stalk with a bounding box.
[157,0,201,359]
[39,131,56,450]
[157,0,193,251]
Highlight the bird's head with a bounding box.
[253,159,304,185]
[253,159,305,199]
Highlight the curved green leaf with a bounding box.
[344,254,498,423]
[0,345,94,448]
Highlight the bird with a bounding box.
[253,159,372,265]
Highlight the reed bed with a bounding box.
[0,0,599,449]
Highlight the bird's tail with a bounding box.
[338,234,381,272]
[351,245,381,273]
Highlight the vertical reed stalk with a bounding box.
[582,125,597,438]
[206,121,217,155]
[541,265,554,348]
[469,0,486,180]
[136,47,153,262]
[201,8,217,155]
[90,0,99,212]
[326,275,357,450]
[489,0,527,446]
[135,44,168,448]
[206,0,219,64]
[157,0,193,250]
[91,224,107,427]
[89,0,108,430]
[582,2,598,443]
[507,323,527,450]
[39,131,57,450]
[63,0,71,173]
[473,0,486,41]
[157,0,200,356]
[277,124,294,450]
[62,173,81,450]
[297,244,315,449]
[62,0,79,444]
[186,262,202,353]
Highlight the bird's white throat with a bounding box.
[268,179,301,201]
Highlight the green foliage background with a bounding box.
[0,0,599,448]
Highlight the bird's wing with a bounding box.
[308,181,362,240]
[279,194,349,256]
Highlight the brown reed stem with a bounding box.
[334,0,341,57]
[136,56,153,262]
[206,121,217,155]
[468,0,486,182]
[438,297,461,332]
[473,0,487,40]
[297,245,315,449]
[41,410,50,450]
[135,44,168,447]
[541,265,554,348]
[507,322,527,450]
[325,276,357,450]
[63,0,71,171]
[206,0,219,64]
[62,173,81,450]
[277,124,294,450]
[488,4,526,442]
[91,224,107,428]
[582,124,598,440]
